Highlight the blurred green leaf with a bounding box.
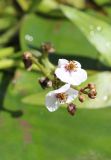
[0,17,16,31]
[37,0,58,13]
[20,14,98,60]
[0,70,111,159]
[0,47,14,58]
[60,5,111,67]
[16,0,32,11]
[22,72,111,109]
[76,72,111,109]
[0,22,20,45]
[22,92,46,106]
[0,59,17,69]
[70,0,86,9]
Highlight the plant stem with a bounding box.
[31,56,52,79]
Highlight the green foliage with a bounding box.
[60,5,111,66]
[0,70,111,159]
[1,1,111,159]
[20,14,98,59]
[22,72,111,109]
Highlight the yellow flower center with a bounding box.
[56,92,68,102]
[65,61,77,72]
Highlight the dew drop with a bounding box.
[103,95,108,101]
[106,41,111,48]
[25,34,33,42]
[96,26,102,32]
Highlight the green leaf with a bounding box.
[0,59,16,69]
[1,70,111,159]
[76,72,111,109]
[37,0,58,13]
[22,91,47,106]
[0,17,16,31]
[20,14,98,60]
[22,72,111,109]
[0,23,19,45]
[0,47,15,58]
[60,5,111,66]
[16,0,32,11]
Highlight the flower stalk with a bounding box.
[31,56,53,80]
[23,45,97,115]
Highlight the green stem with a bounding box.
[31,56,52,79]
[71,85,80,91]
[41,55,55,71]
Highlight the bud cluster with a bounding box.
[78,83,97,103]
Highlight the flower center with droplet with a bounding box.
[65,61,77,72]
[56,92,68,103]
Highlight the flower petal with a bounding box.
[74,61,81,68]
[70,69,87,85]
[66,88,78,103]
[54,84,70,94]
[55,67,87,85]
[45,92,59,112]
[58,59,68,67]
[55,68,71,84]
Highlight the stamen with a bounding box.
[56,92,68,102]
[65,61,77,72]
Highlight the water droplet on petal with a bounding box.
[25,34,33,42]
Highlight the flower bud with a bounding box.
[23,52,32,71]
[67,103,76,116]
[78,95,85,103]
[88,89,97,99]
[39,77,52,89]
[88,83,95,90]
[79,88,84,93]
[41,42,55,53]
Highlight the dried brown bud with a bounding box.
[78,95,85,103]
[67,103,76,116]
[23,52,32,71]
[39,77,52,89]
[41,42,55,53]
[88,83,96,90]
[88,89,97,99]
[79,88,84,93]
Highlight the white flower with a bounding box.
[55,59,87,86]
[45,84,78,112]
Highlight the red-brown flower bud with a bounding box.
[39,77,52,89]
[23,52,32,71]
[41,42,55,53]
[88,83,96,90]
[78,95,85,103]
[88,89,97,99]
[67,103,76,116]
